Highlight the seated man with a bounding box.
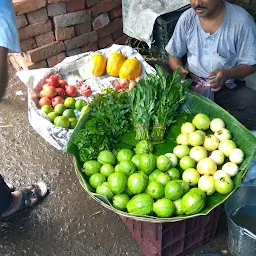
[166,0,256,130]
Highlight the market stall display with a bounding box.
[17,44,154,150]
[65,53,256,221]
[17,44,256,222]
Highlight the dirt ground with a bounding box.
[0,64,232,256]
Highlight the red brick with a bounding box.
[91,0,121,17]
[55,27,75,41]
[64,31,98,51]
[47,2,67,17]
[66,0,85,12]
[9,53,48,70]
[98,34,113,49]
[112,28,123,40]
[98,18,122,38]
[16,15,28,29]
[47,52,66,67]
[35,31,56,47]
[25,41,65,63]
[19,20,52,41]
[54,10,91,28]
[110,5,122,20]
[26,7,48,24]
[74,23,91,36]
[81,43,98,53]
[92,13,110,31]
[66,48,82,57]
[20,38,37,52]
[47,0,67,3]
[13,0,47,15]
[114,34,129,45]
[85,0,102,8]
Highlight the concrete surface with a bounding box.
[0,64,232,256]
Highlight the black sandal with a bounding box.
[0,181,48,221]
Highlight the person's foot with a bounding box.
[0,182,48,220]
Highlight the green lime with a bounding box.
[165,180,183,200]
[41,105,53,115]
[181,191,205,215]
[138,153,156,175]
[135,140,153,155]
[54,104,66,115]
[173,198,184,215]
[63,109,76,119]
[81,105,89,115]
[83,160,101,177]
[131,154,140,168]
[100,164,115,177]
[127,193,154,215]
[189,188,206,200]
[179,156,196,170]
[156,155,171,172]
[47,111,59,123]
[96,182,114,200]
[155,172,171,186]
[98,150,116,165]
[89,173,106,189]
[64,97,76,109]
[75,99,87,111]
[176,180,190,195]
[116,160,136,176]
[112,193,130,211]
[127,173,148,194]
[153,198,175,218]
[54,116,70,128]
[69,118,77,129]
[108,172,127,194]
[117,149,134,162]
[146,181,165,199]
[149,169,162,182]
[166,168,181,180]
[124,187,134,197]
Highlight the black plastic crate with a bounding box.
[153,5,190,55]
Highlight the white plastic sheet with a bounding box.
[122,0,190,47]
[17,44,155,150]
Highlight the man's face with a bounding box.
[190,0,222,17]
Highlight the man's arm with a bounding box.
[208,65,256,92]
[169,56,188,74]
[0,47,8,99]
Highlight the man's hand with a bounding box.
[207,69,230,92]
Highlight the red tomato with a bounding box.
[65,85,77,97]
[55,87,65,97]
[47,75,60,88]
[39,97,51,107]
[52,96,65,107]
[41,87,57,99]
[59,80,68,89]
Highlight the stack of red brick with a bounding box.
[9,0,128,71]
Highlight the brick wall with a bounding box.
[10,0,128,70]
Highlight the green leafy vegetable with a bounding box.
[128,75,157,141]
[151,66,192,141]
[73,89,131,162]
